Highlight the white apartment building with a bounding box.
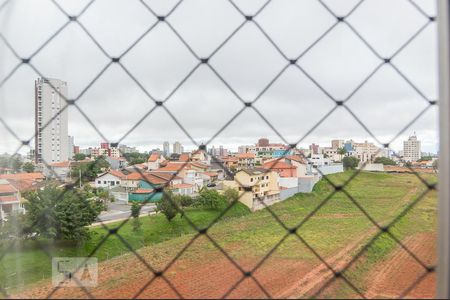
[353,141,385,163]
[173,141,182,154]
[403,134,421,162]
[68,136,74,159]
[35,78,69,164]
[163,141,170,156]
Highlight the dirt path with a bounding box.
[365,233,436,299]
[275,229,376,299]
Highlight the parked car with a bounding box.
[207,182,216,187]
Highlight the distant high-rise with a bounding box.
[403,134,421,162]
[163,141,170,156]
[331,139,344,149]
[173,141,182,154]
[35,78,69,164]
[68,136,74,159]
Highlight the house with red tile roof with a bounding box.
[0,179,24,221]
[0,172,45,181]
[95,169,127,189]
[236,153,256,170]
[147,152,165,171]
[263,160,297,178]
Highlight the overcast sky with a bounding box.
[0,0,439,155]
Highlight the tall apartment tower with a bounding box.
[173,141,182,154]
[35,78,69,164]
[163,141,170,157]
[403,134,421,162]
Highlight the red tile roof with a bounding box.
[0,196,19,203]
[49,161,71,168]
[202,172,218,177]
[109,170,126,179]
[125,171,181,185]
[133,189,154,194]
[190,161,208,169]
[236,153,255,159]
[285,155,307,164]
[178,153,190,162]
[155,162,191,172]
[0,173,44,181]
[263,161,297,170]
[0,183,17,193]
[148,152,161,162]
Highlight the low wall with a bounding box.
[279,176,320,200]
[317,164,344,175]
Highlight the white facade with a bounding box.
[173,141,182,154]
[403,134,421,162]
[68,136,74,160]
[95,173,122,188]
[163,141,170,156]
[35,78,69,164]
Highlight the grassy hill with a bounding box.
[0,171,437,297]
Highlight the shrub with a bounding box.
[156,190,179,221]
[195,189,227,210]
[343,156,359,170]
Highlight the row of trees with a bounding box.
[342,156,398,170]
[0,154,35,173]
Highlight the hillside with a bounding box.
[9,171,437,298]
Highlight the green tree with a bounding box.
[24,185,102,240]
[195,189,227,210]
[22,162,35,173]
[337,148,347,161]
[174,194,194,207]
[70,156,110,183]
[74,153,86,161]
[374,157,397,166]
[0,212,27,241]
[130,202,142,231]
[432,159,438,171]
[418,156,433,162]
[11,156,22,173]
[156,190,179,221]
[123,152,149,166]
[343,156,359,170]
[405,161,413,168]
[223,188,239,204]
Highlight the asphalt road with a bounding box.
[95,202,157,224]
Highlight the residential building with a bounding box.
[173,142,182,155]
[331,139,344,149]
[236,153,256,169]
[118,144,138,154]
[105,156,128,170]
[95,170,126,188]
[223,168,280,211]
[308,154,331,167]
[309,143,320,155]
[68,136,74,159]
[353,140,384,163]
[263,160,297,178]
[0,179,25,222]
[257,138,269,147]
[403,134,422,162]
[147,152,165,170]
[35,78,69,164]
[110,147,120,158]
[163,141,170,157]
[45,160,71,182]
[170,183,195,196]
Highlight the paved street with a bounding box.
[95,201,157,224]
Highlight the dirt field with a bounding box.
[15,232,436,299]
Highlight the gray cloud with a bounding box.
[0,0,439,155]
